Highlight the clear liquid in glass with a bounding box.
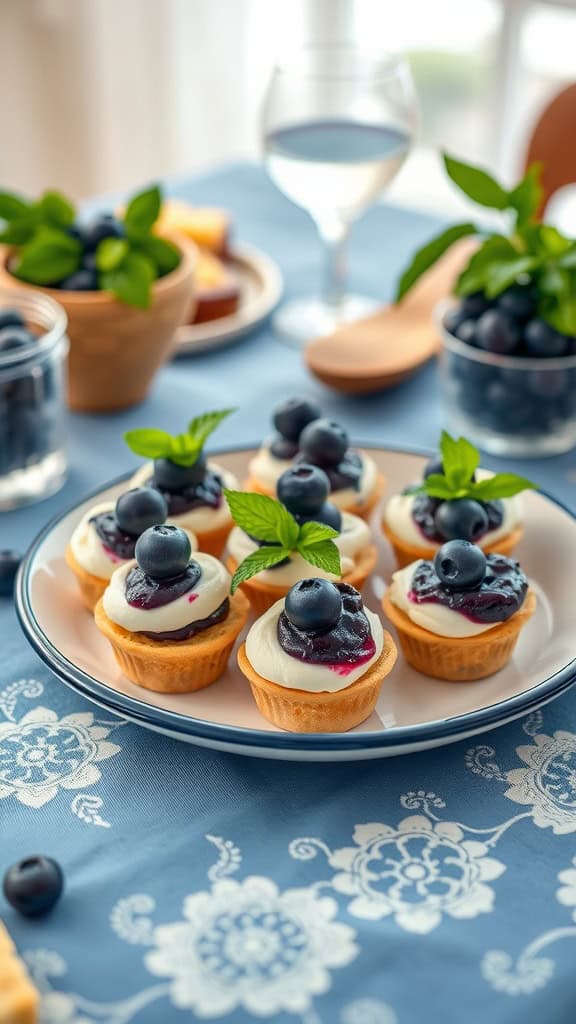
[264,118,409,221]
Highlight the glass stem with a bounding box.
[318,218,349,312]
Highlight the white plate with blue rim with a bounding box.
[16,445,576,761]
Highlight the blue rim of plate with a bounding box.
[15,442,576,754]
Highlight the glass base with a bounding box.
[0,450,67,510]
[273,294,379,348]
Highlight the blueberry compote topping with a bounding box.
[409,553,527,624]
[91,512,137,560]
[126,562,202,609]
[278,581,376,671]
[410,492,503,543]
[145,454,223,515]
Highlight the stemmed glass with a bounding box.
[262,44,417,346]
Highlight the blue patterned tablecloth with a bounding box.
[2,165,576,1024]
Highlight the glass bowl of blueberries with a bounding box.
[438,286,576,457]
[0,288,69,509]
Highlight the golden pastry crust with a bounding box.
[381,521,524,570]
[382,587,536,681]
[226,544,378,617]
[65,544,108,611]
[0,921,39,1024]
[94,590,249,693]
[237,634,397,733]
[195,519,234,559]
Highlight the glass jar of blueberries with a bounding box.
[0,289,69,509]
[438,286,576,457]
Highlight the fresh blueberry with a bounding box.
[3,855,63,917]
[0,550,21,596]
[475,310,520,355]
[443,307,467,335]
[434,539,487,590]
[299,418,348,467]
[284,578,342,632]
[277,464,329,515]
[81,251,98,272]
[455,319,478,346]
[272,397,322,442]
[423,456,444,479]
[269,435,299,460]
[0,327,35,353]
[115,487,167,537]
[435,499,489,542]
[135,524,191,579]
[524,319,568,358]
[0,309,25,331]
[528,369,567,399]
[153,453,206,490]
[67,223,89,246]
[295,501,342,531]
[84,214,124,252]
[461,292,491,318]
[497,285,535,322]
[60,269,98,292]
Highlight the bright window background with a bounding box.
[0,0,575,223]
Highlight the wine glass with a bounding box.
[262,44,417,346]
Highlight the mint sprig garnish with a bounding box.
[0,183,181,310]
[411,431,537,502]
[124,408,235,467]
[395,154,576,337]
[224,489,341,593]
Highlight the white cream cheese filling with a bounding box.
[128,461,237,532]
[388,560,499,637]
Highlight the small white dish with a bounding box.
[173,244,283,355]
[16,446,576,761]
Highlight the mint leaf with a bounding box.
[297,521,339,546]
[508,164,543,226]
[230,546,291,593]
[101,252,154,309]
[141,235,181,276]
[0,192,32,221]
[124,428,173,459]
[540,294,576,337]
[537,225,571,256]
[13,229,81,284]
[483,256,539,298]
[38,190,75,228]
[395,223,477,302]
[96,238,129,272]
[558,245,576,270]
[439,431,479,489]
[454,236,517,296]
[443,154,509,209]
[0,216,37,245]
[167,433,201,467]
[469,474,537,501]
[224,489,298,546]
[298,539,341,576]
[422,474,459,500]
[123,185,161,237]
[188,409,236,449]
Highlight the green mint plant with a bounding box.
[224,490,341,593]
[124,409,235,467]
[409,431,537,501]
[0,184,180,310]
[395,154,576,337]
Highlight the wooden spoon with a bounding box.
[305,238,476,394]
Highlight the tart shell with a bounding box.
[94,590,249,693]
[237,635,397,733]
[65,544,108,612]
[382,587,536,682]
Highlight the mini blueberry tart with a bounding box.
[95,525,249,693]
[226,465,377,615]
[247,403,383,520]
[237,578,397,732]
[66,487,197,611]
[246,396,322,494]
[383,432,534,568]
[382,539,536,681]
[126,409,238,558]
